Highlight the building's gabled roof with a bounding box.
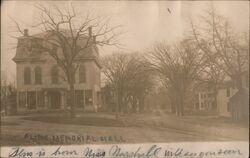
[13,30,100,65]
[229,88,249,104]
[18,29,88,39]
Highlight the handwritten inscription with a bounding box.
[7,145,244,158]
[83,147,105,157]
[109,145,161,157]
[51,147,78,156]
[164,148,242,158]
[9,147,33,157]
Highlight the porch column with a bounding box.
[44,91,48,109]
[25,89,28,109]
[93,89,97,112]
[16,91,19,111]
[93,89,96,106]
[65,91,68,109]
[35,89,38,109]
[60,91,65,109]
[83,90,85,110]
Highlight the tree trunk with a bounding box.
[176,96,184,117]
[115,89,119,120]
[139,96,144,113]
[130,96,136,113]
[170,99,176,114]
[68,68,76,118]
[176,103,180,116]
[123,96,129,114]
[69,82,76,118]
[4,93,7,116]
[118,91,122,113]
[213,87,218,113]
[180,99,184,116]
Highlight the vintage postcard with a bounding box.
[1,0,249,158]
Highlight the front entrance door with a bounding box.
[48,91,61,109]
[27,92,36,109]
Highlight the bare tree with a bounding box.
[188,7,249,119]
[102,52,153,118]
[147,40,206,116]
[1,71,16,116]
[189,7,249,90]
[1,71,9,115]
[125,54,154,113]
[201,62,226,111]
[13,5,121,117]
[102,53,133,118]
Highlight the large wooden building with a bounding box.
[13,29,101,112]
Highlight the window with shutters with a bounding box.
[79,65,86,83]
[34,66,42,84]
[51,66,59,84]
[24,67,31,85]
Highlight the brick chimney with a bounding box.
[24,29,29,36]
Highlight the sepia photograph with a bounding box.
[0,0,249,157]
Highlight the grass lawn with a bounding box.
[22,115,133,127]
[1,111,248,146]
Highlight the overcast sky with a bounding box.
[1,1,249,82]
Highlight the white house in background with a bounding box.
[13,29,102,112]
[217,83,238,117]
[193,83,217,112]
[217,71,249,117]
[193,70,249,117]
[194,89,216,111]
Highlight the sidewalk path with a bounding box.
[121,113,248,141]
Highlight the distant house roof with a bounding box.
[229,88,249,104]
[195,82,214,91]
[217,80,234,89]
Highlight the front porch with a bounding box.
[16,88,101,112]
